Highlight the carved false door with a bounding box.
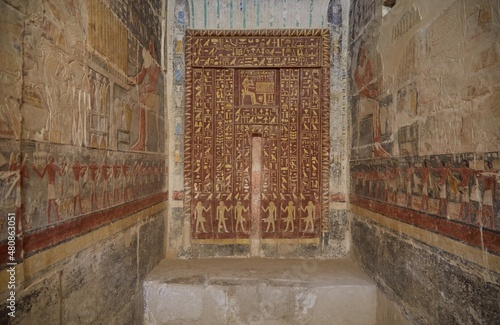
[185,30,330,246]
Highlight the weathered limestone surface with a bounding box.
[140,213,167,280]
[352,216,500,324]
[144,258,376,325]
[376,290,411,325]
[5,271,61,325]
[0,211,164,325]
[61,229,139,324]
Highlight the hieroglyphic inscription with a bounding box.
[186,30,330,242]
[261,124,278,238]
[214,69,234,194]
[191,68,214,238]
[190,31,323,68]
[276,69,300,238]
[299,68,322,237]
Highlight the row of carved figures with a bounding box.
[352,159,499,228]
[194,200,317,234]
[1,152,163,229]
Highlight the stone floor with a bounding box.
[144,258,377,325]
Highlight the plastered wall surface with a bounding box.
[349,0,500,323]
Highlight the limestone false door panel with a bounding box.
[185,30,330,245]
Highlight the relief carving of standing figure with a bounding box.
[354,45,390,158]
[128,40,160,151]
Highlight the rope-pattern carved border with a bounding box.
[184,33,194,231]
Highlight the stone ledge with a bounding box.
[144,258,376,325]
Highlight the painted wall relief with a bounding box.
[88,70,110,149]
[88,0,128,74]
[88,0,163,153]
[0,145,164,239]
[0,0,166,247]
[351,0,500,159]
[349,0,378,42]
[185,30,330,243]
[20,0,89,144]
[18,0,164,153]
[127,40,163,152]
[349,0,500,242]
[417,1,499,155]
[392,5,421,41]
[0,1,24,140]
[351,155,500,231]
[351,41,391,159]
